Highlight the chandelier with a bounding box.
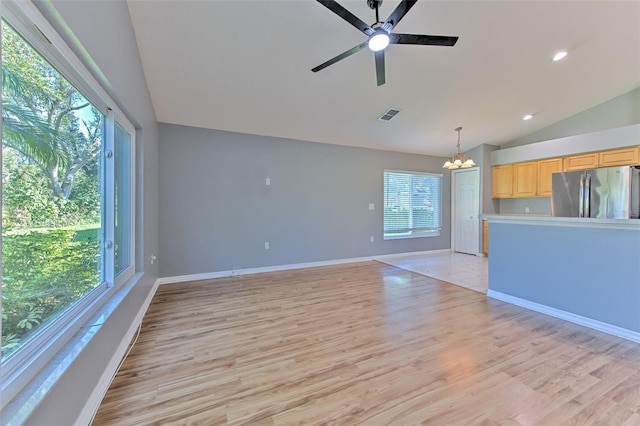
[443,126,475,169]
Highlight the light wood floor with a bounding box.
[93,262,640,425]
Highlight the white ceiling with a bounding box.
[126,0,640,157]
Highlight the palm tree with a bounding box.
[2,23,102,199]
[2,65,64,168]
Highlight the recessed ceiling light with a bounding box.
[553,51,568,62]
[523,114,533,121]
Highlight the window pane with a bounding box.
[1,22,104,360]
[114,123,131,276]
[383,170,442,239]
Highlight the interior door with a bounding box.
[453,168,480,255]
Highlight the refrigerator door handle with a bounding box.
[578,173,585,217]
[584,172,591,217]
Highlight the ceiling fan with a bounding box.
[312,0,458,86]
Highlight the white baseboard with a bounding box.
[487,290,640,344]
[157,249,452,285]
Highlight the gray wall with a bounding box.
[498,198,552,215]
[489,222,640,332]
[26,1,159,424]
[466,143,500,252]
[159,123,451,278]
[466,143,500,216]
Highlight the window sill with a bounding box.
[1,272,153,425]
[384,232,441,240]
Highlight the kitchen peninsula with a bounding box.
[484,215,640,342]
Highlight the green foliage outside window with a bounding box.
[1,229,99,355]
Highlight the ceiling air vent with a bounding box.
[378,108,401,122]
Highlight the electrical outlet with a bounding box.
[150,254,157,265]
[525,206,530,213]
[369,203,375,210]
[265,177,271,185]
[370,236,374,242]
[264,242,270,250]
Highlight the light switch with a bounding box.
[369,203,375,210]
[265,177,271,186]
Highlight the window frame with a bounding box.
[113,116,136,284]
[383,169,443,240]
[0,0,136,407]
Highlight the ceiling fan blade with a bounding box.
[391,33,458,46]
[311,42,368,73]
[383,0,418,31]
[317,0,374,35]
[375,50,385,86]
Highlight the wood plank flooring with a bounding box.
[93,262,640,425]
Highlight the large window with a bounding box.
[383,170,442,239]
[1,3,135,406]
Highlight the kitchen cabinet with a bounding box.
[513,162,537,197]
[563,152,599,171]
[493,158,562,198]
[537,157,563,197]
[564,146,639,171]
[493,146,638,199]
[482,220,488,255]
[599,146,639,167]
[492,164,513,198]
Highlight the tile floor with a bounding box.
[378,250,488,293]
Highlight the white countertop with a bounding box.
[483,214,640,230]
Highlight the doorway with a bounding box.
[452,168,480,255]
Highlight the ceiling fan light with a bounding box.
[369,31,390,51]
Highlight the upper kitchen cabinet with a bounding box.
[492,164,513,198]
[493,158,562,198]
[563,152,599,171]
[513,162,537,197]
[537,158,563,197]
[564,147,639,171]
[493,145,639,199]
[599,146,639,167]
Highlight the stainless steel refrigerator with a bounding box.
[551,166,640,218]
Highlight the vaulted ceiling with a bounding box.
[127,0,640,156]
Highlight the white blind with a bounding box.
[383,170,442,239]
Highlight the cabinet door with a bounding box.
[514,162,537,197]
[564,153,599,171]
[482,220,488,255]
[492,164,513,198]
[537,158,563,197]
[599,147,639,167]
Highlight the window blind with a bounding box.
[383,170,442,239]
